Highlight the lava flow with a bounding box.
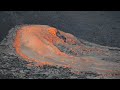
[13,25,120,74]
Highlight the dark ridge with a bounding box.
[56,31,66,42]
[109,48,120,51]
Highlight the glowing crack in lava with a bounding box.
[13,25,120,74]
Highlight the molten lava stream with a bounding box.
[13,25,120,74]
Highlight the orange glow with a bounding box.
[13,25,69,66]
[13,25,120,74]
[48,27,57,36]
[13,28,52,66]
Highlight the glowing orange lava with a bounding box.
[13,25,120,74]
[13,25,70,66]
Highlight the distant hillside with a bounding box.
[0,11,120,47]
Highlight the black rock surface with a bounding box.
[0,11,120,47]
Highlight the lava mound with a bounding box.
[13,25,79,66]
[11,25,120,74]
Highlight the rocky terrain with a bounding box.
[0,25,120,79]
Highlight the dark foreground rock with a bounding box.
[0,51,102,79]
